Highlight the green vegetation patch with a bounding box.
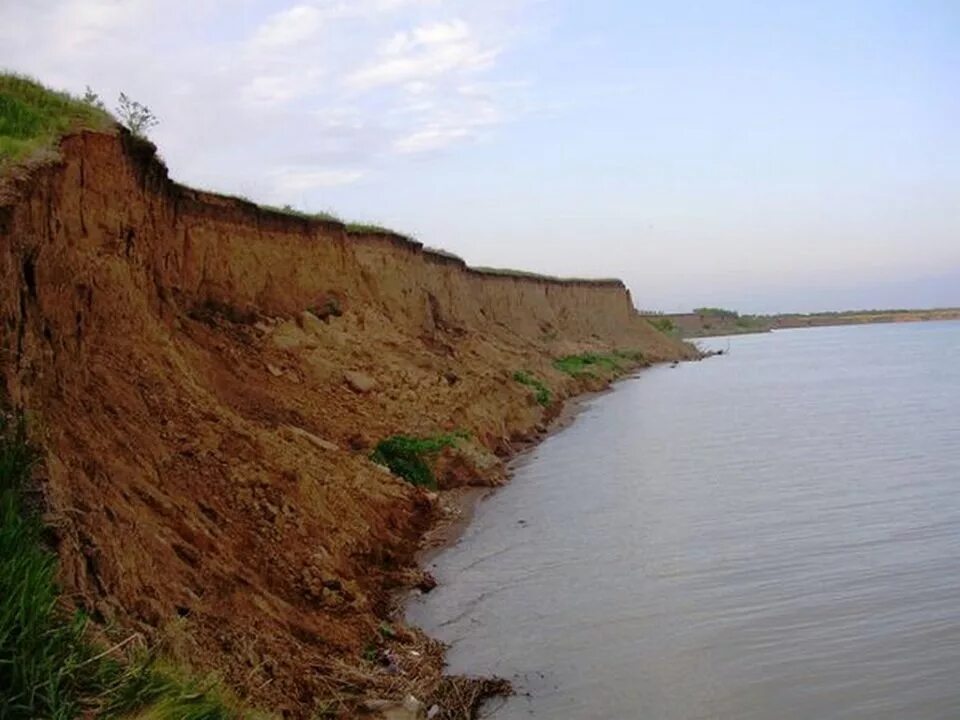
[0,414,264,720]
[734,315,766,330]
[694,307,739,319]
[345,222,412,239]
[0,73,113,164]
[262,204,342,223]
[553,350,648,377]
[370,432,467,489]
[512,371,551,407]
[553,352,622,376]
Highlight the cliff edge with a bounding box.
[1,120,695,718]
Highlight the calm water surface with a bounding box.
[407,322,960,719]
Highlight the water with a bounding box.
[407,321,960,719]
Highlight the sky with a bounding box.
[1,0,958,313]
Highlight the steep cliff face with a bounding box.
[0,129,694,716]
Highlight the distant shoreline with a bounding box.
[646,307,960,339]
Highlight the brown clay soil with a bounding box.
[0,128,697,718]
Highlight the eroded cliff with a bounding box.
[0,128,695,717]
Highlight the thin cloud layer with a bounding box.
[0,0,528,200]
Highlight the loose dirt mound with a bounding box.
[0,129,695,717]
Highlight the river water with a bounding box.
[407,321,960,719]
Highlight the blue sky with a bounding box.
[2,0,958,312]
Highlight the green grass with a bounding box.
[0,414,265,720]
[0,73,113,164]
[512,371,551,407]
[552,352,622,376]
[552,351,648,377]
[693,307,739,319]
[344,222,411,238]
[262,204,342,223]
[370,432,467,489]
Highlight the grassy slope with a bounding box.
[0,74,113,164]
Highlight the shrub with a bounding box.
[512,371,551,406]
[370,432,466,488]
[115,92,157,139]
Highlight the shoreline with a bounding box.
[392,367,657,717]
[666,308,960,339]
[0,100,701,719]
[415,374,623,567]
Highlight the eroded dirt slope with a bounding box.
[0,129,695,717]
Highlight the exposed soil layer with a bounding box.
[0,129,696,718]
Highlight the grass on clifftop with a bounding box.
[0,73,113,164]
[370,432,467,489]
[0,414,266,720]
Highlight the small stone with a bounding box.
[298,310,326,335]
[344,370,377,393]
[402,695,422,713]
[284,425,339,452]
[266,363,284,377]
[416,572,438,593]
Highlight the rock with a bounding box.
[298,310,325,335]
[416,571,438,593]
[266,363,284,377]
[402,695,423,714]
[344,370,377,393]
[270,321,312,350]
[283,425,339,452]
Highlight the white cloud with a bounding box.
[348,19,498,90]
[394,126,470,154]
[241,67,326,106]
[0,0,532,202]
[270,167,367,193]
[252,4,324,49]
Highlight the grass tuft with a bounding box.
[370,432,467,488]
[344,222,412,239]
[0,73,113,164]
[512,371,551,406]
[553,351,647,377]
[262,204,342,223]
[552,353,621,376]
